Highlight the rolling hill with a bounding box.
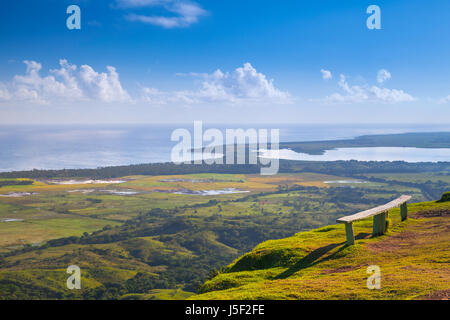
[192,195,450,300]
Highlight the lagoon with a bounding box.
[259,147,450,163]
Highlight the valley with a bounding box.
[0,167,448,299]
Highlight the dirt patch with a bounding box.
[320,265,360,275]
[367,230,420,253]
[411,209,450,219]
[366,215,449,253]
[400,265,429,272]
[416,289,449,300]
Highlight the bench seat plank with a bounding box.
[337,195,412,224]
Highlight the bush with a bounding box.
[437,191,450,203]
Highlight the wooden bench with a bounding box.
[336,195,412,245]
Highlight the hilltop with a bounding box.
[192,195,450,300]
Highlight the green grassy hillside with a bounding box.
[192,195,450,300]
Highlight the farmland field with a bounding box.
[0,172,347,252]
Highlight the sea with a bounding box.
[0,123,449,172]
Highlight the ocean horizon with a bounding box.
[1,123,449,172]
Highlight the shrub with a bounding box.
[437,191,450,203]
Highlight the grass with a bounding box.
[0,217,120,250]
[191,200,450,300]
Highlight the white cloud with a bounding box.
[325,74,415,104]
[199,63,290,102]
[320,69,332,80]
[369,86,415,103]
[78,64,130,103]
[3,61,288,107]
[120,0,207,28]
[142,62,291,105]
[377,69,391,84]
[1,59,131,105]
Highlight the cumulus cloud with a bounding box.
[141,63,291,105]
[1,59,130,105]
[377,69,391,84]
[197,63,290,102]
[2,60,288,107]
[325,74,415,104]
[320,69,332,80]
[119,0,207,28]
[77,64,130,103]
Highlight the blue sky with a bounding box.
[0,0,449,124]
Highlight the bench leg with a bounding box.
[373,211,387,236]
[400,202,408,221]
[344,223,355,245]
